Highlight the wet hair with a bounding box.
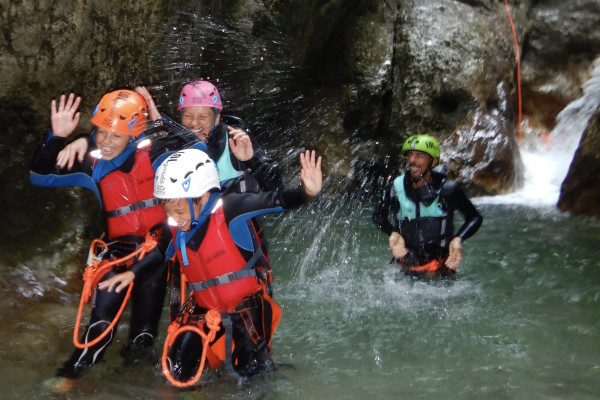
[159,197,204,206]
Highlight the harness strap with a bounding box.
[161,309,221,388]
[220,313,242,380]
[403,257,448,273]
[106,197,160,218]
[74,233,158,349]
[188,248,263,292]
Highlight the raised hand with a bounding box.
[228,125,254,161]
[300,149,322,197]
[51,93,81,137]
[135,86,162,121]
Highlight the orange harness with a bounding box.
[402,258,450,277]
[161,271,281,387]
[161,306,222,388]
[161,272,222,388]
[72,232,158,349]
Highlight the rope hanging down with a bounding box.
[504,0,523,145]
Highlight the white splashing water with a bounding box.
[476,59,600,207]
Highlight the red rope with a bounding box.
[505,0,523,145]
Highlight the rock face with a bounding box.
[1,0,600,257]
[558,104,600,218]
[0,1,166,262]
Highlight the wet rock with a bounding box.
[521,0,600,135]
[1,0,600,255]
[558,104,600,218]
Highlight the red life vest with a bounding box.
[175,201,262,312]
[99,147,166,240]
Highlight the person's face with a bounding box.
[181,106,220,142]
[162,197,204,232]
[163,198,194,232]
[95,128,131,160]
[406,150,436,182]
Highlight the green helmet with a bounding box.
[401,134,440,161]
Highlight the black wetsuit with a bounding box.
[30,131,172,377]
[373,170,482,270]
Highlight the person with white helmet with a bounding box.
[154,148,322,383]
[137,80,284,193]
[373,134,482,277]
[30,90,173,381]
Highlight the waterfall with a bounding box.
[476,59,600,207]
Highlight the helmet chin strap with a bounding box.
[187,193,214,229]
[188,198,196,227]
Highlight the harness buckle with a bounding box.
[111,207,124,217]
[92,246,109,264]
[216,274,235,286]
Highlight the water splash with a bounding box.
[476,59,600,207]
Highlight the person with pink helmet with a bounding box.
[137,81,285,323]
[137,81,284,193]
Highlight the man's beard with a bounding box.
[409,164,425,182]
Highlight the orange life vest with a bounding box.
[99,147,166,240]
[175,201,262,312]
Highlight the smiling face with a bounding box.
[181,106,220,142]
[95,128,131,160]
[406,150,437,184]
[162,196,207,232]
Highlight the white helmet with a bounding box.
[154,149,220,199]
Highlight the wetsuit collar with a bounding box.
[404,170,446,207]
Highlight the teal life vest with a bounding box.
[392,173,452,264]
[393,174,446,220]
[216,130,243,182]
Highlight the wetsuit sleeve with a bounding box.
[443,181,482,241]
[30,131,69,175]
[221,187,315,253]
[373,178,399,236]
[222,187,313,223]
[242,144,285,192]
[30,131,94,177]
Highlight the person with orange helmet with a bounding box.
[30,90,174,380]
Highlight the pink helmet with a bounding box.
[177,80,223,111]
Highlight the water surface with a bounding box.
[1,198,599,399]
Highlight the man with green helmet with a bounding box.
[374,134,482,277]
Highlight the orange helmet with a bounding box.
[90,90,149,137]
